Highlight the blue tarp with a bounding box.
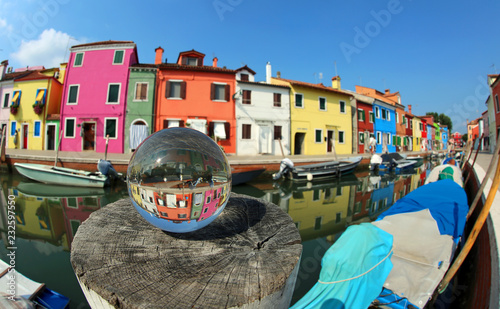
[290,223,393,309]
[376,179,468,241]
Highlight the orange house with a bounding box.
[154,48,237,154]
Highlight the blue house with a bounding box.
[441,126,449,150]
[372,99,396,153]
[427,123,434,150]
[368,178,394,220]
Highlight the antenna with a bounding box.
[334,61,338,77]
[491,64,498,74]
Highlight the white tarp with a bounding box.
[130,124,149,150]
[186,119,207,134]
[168,120,179,128]
[213,122,226,139]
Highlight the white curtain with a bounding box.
[214,122,226,139]
[130,124,149,149]
[168,120,179,128]
[187,119,207,134]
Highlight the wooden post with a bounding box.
[463,133,483,186]
[0,126,6,163]
[71,193,302,309]
[54,129,63,167]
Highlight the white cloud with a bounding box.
[10,28,83,68]
[0,18,6,27]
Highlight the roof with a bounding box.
[237,80,290,89]
[176,50,206,64]
[130,63,158,71]
[272,77,351,96]
[343,89,374,105]
[355,85,404,108]
[15,70,53,82]
[157,63,236,74]
[72,40,135,48]
[236,65,256,75]
[0,71,32,82]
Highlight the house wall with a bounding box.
[491,82,500,142]
[373,102,396,153]
[0,81,13,144]
[356,101,374,154]
[412,117,422,151]
[235,80,290,156]
[60,44,137,153]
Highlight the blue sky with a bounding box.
[1,0,499,134]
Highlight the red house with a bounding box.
[346,90,374,153]
[491,76,500,140]
[154,48,237,154]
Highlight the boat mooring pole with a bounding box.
[467,134,500,219]
[104,134,109,161]
[0,126,6,163]
[438,147,500,293]
[463,133,484,186]
[54,129,63,167]
[461,138,475,171]
[279,138,285,158]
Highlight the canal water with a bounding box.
[0,161,437,308]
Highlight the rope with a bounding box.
[318,249,393,284]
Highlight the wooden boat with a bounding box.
[16,181,105,197]
[374,153,418,173]
[231,166,265,186]
[273,156,362,182]
[14,162,108,188]
[0,259,70,308]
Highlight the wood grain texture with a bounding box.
[71,193,302,309]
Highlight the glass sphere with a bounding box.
[127,127,232,233]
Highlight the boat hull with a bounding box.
[14,163,107,188]
[291,156,362,182]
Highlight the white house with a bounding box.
[235,63,291,156]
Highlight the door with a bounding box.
[327,130,335,153]
[82,122,95,151]
[22,124,28,149]
[294,132,306,155]
[46,124,56,150]
[259,125,272,154]
[130,121,149,151]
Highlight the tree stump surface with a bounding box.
[71,193,302,309]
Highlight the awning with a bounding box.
[11,92,19,104]
[213,122,226,139]
[186,119,207,134]
[36,90,46,104]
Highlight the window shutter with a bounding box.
[197,58,202,66]
[179,120,185,127]
[141,83,148,100]
[163,120,168,129]
[225,85,230,101]
[210,83,215,100]
[165,82,171,98]
[180,81,186,99]
[224,122,230,139]
[182,58,187,65]
[208,122,215,137]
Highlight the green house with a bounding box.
[125,64,157,152]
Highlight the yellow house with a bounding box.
[412,115,422,152]
[271,76,353,155]
[9,65,65,150]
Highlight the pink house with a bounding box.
[60,41,138,153]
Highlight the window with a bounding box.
[387,111,390,121]
[65,118,75,138]
[315,129,322,143]
[113,50,124,64]
[382,109,387,120]
[273,93,281,107]
[396,112,399,123]
[359,132,364,144]
[185,57,199,66]
[67,85,79,104]
[10,121,16,136]
[104,118,118,139]
[134,83,148,101]
[242,90,251,104]
[242,124,251,139]
[369,112,374,123]
[11,90,21,106]
[496,95,499,113]
[319,97,326,111]
[386,133,391,145]
[339,131,345,144]
[34,121,41,137]
[340,101,346,113]
[274,126,282,140]
[240,73,249,81]
[74,52,84,67]
[410,120,413,129]
[393,135,397,146]
[107,84,120,104]
[376,132,381,144]
[3,93,9,108]
[295,93,303,108]
[375,107,380,118]
[314,217,322,230]
[358,109,365,122]
[166,81,186,99]
[211,83,229,101]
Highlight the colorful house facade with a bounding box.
[235,63,291,156]
[60,41,138,153]
[125,64,157,152]
[8,66,65,150]
[344,89,374,154]
[154,48,237,154]
[441,125,448,150]
[271,76,353,155]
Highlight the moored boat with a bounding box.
[231,166,265,186]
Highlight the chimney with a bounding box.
[212,57,218,68]
[385,89,390,94]
[408,105,412,114]
[277,71,281,78]
[155,47,164,65]
[0,60,8,81]
[331,76,341,90]
[266,62,272,83]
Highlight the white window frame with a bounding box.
[396,112,399,123]
[133,82,149,102]
[212,82,228,102]
[106,83,121,104]
[67,84,80,105]
[369,111,374,123]
[496,95,500,113]
[2,92,10,108]
[387,110,390,121]
[64,117,76,138]
[73,52,84,67]
[358,108,364,122]
[359,132,364,145]
[375,106,380,118]
[376,131,381,144]
[112,50,125,65]
[10,121,17,136]
[338,130,345,144]
[104,117,119,139]
[33,120,41,138]
[386,133,391,145]
[318,96,327,111]
[315,129,323,143]
[295,93,304,108]
[339,100,346,114]
[168,80,183,100]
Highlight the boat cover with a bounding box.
[372,179,469,308]
[290,223,393,309]
[425,164,463,187]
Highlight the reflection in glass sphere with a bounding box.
[127,128,232,233]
